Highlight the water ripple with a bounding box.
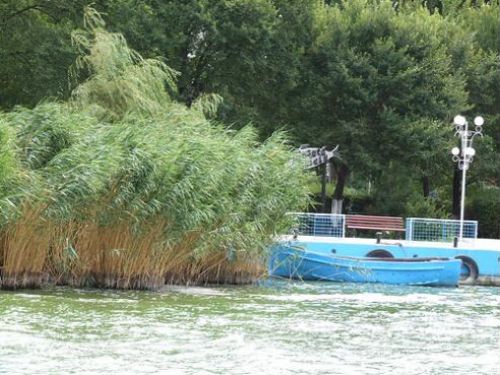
[1,281,499,374]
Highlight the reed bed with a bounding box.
[1,208,51,289]
[0,9,311,290]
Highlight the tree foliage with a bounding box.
[0,0,499,237]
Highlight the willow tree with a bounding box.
[0,9,311,290]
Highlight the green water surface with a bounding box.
[1,281,499,374]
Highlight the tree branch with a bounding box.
[5,3,40,23]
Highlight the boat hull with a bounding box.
[269,245,462,287]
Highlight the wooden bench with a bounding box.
[346,215,405,233]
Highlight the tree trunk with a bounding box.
[452,167,461,219]
[422,175,430,198]
[320,163,327,213]
[331,164,349,214]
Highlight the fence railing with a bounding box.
[286,213,479,243]
[288,213,346,238]
[405,218,478,242]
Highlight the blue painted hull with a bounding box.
[268,236,500,286]
[269,245,462,287]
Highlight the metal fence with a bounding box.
[405,218,478,242]
[288,213,346,238]
[286,214,479,243]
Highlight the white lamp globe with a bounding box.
[465,147,476,156]
[474,116,484,126]
[451,147,460,156]
[454,115,466,126]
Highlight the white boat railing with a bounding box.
[405,217,478,242]
[287,213,479,243]
[288,212,346,238]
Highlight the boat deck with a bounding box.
[279,235,500,252]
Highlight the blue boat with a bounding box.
[269,244,462,287]
[275,213,500,286]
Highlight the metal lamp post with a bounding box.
[451,114,484,241]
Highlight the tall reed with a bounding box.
[0,8,311,290]
[1,208,51,288]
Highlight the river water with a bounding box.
[1,281,499,374]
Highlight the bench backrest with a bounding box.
[346,215,405,232]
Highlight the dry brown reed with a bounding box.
[0,211,265,290]
[164,250,265,286]
[0,207,51,289]
[70,222,264,289]
[69,220,168,289]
